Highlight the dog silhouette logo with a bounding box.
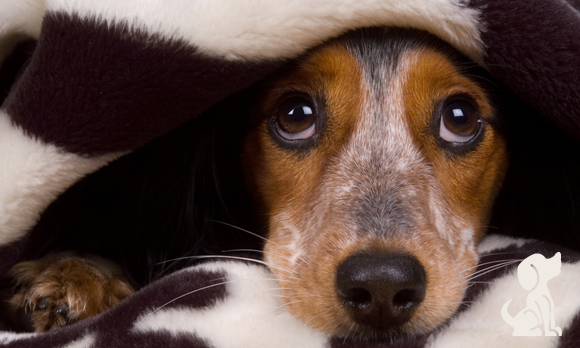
[501,252,562,336]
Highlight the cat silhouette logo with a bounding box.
[501,252,562,336]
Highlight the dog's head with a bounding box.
[242,27,508,338]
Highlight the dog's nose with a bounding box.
[335,252,426,330]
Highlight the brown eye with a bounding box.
[275,96,316,140]
[439,99,482,143]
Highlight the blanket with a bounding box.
[1,0,580,347]
[2,235,580,348]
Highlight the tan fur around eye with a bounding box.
[402,48,508,241]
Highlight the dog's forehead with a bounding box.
[329,28,486,165]
[334,29,433,170]
[341,28,423,79]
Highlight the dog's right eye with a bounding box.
[274,95,317,140]
[439,98,482,143]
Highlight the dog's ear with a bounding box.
[8,260,48,288]
[7,260,50,311]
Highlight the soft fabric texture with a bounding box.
[1,235,580,348]
[1,0,579,346]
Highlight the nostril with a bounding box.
[343,287,373,308]
[393,288,424,309]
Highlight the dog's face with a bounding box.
[242,28,508,337]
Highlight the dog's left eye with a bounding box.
[274,95,317,140]
[439,99,482,143]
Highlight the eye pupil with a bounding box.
[288,105,313,123]
[450,108,468,125]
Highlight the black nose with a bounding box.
[335,252,426,330]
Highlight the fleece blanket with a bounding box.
[1,0,580,347]
[1,236,580,348]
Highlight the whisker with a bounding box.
[462,257,522,273]
[482,63,533,76]
[221,249,264,254]
[301,312,321,331]
[480,225,500,230]
[467,260,521,281]
[206,219,269,244]
[465,281,494,289]
[145,279,234,317]
[468,263,513,280]
[464,74,499,88]
[273,299,304,312]
[343,322,356,343]
[473,258,522,274]
[479,251,523,257]
[157,254,302,281]
[208,219,311,266]
[156,254,260,265]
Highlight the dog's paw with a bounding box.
[8,253,134,332]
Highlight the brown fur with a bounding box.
[8,252,133,332]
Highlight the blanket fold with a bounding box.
[1,1,579,347]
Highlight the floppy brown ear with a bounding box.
[8,260,49,288]
[6,260,51,311]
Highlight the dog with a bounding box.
[501,252,562,336]
[6,28,509,336]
